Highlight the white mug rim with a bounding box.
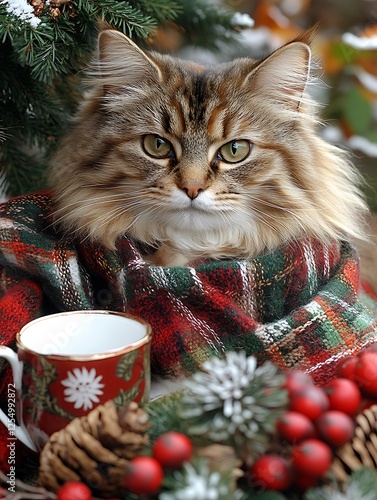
[16,310,152,361]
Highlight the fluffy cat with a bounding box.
[50,29,367,266]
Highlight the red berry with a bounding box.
[250,454,292,491]
[360,343,377,355]
[276,411,315,443]
[152,431,193,469]
[336,356,358,379]
[57,482,92,500]
[294,474,319,491]
[123,456,164,495]
[315,410,355,447]
[291,439,332,477]
[284,370,314,398]
[353,352,377,398]
[290,386,329,420]
[324,378,361,415]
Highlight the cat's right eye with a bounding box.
[142,134,174,159]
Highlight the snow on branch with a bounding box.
[342,32,377,50]
[2,0,41,28]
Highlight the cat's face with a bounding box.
[50,30,366,265]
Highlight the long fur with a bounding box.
[50,29,367,266]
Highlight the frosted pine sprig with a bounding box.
[305,468,377,500]
[179,352,288,458]
[160,459,245,500]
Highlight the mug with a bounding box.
[0,310,152,452]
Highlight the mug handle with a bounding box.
[0,346,37,452]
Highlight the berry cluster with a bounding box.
[250,345,377,494]
[56,431,193,498]
[336,346,377,401]
[122,431,193,495]
[55,346,377,499]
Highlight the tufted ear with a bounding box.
[97,30,162,90]
[246,41,311,111]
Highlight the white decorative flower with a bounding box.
[61,367,105,411]
[159,461,245,500]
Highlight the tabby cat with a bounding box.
[50,29,367,266]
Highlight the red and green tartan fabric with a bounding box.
[0,191,376,467]
[0,191,376,381]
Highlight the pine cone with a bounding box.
[30,0,45,16]
[330,404,377,484]
[38,400,151,498]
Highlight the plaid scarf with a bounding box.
[0,191,376,469]
[0,191,376,379]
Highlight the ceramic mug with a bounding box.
[0,310,152,452]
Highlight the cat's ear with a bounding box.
[247,41,311,111]
[97,30,162,89]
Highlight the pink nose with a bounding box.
[180,182,206,200]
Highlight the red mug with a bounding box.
[0,310,152,452]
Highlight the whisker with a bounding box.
[242,193,307,229]
[50,191,155,226]
[232,205,285,236]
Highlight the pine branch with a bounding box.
[76,0,157,39]
[174,0,239,51]
[136,0,182,23]
[1,144,48,196]
[8,13,93,84]
[146,391,191,444]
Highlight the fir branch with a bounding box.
[304,468,377,500]
[1,145,48,196]
[7,19,68,83]
[146,391,191,444]
[174,0,239,50]
[0,44,68,143]
[76,0,157,39]
[135,0,182,23]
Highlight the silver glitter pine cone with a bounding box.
[179,351,288,459]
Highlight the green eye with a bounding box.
[143,134,173,159]
[218,140,251,163]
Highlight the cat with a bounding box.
[49,29,368,267]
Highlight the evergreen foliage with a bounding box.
[0,0,245,197]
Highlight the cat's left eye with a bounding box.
[218,140,251,164]
[143,134,174,159]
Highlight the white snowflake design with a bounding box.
[61,367,105,411]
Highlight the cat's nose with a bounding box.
[180,182,206,200]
